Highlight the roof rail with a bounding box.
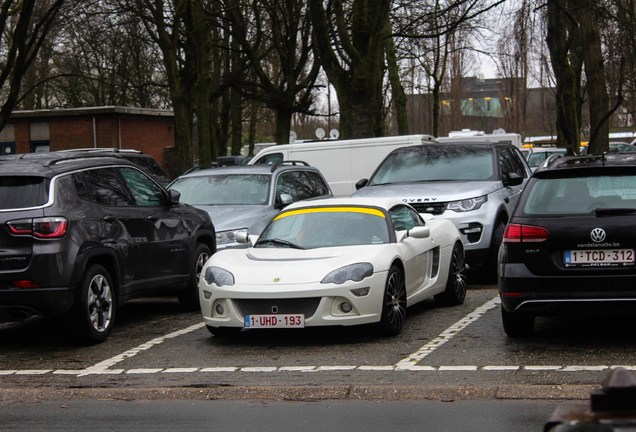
[43,152,128,167]
[270,160,309,172]
[56,148,143,154]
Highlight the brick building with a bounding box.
[0,106,176,174]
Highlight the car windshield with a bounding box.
[255,207,390,249]
[522,174,636,215]
[369,145,495,185]
[527,150,566,168]
[169,174,270,205]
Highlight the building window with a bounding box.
[31,141,50,153]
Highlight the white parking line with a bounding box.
[395,296,500,370]
[77,322,205,376]
[0,296,628,378]
[1,365,629,376]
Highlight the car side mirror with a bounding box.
[504,172,523,187]
[168,189,181,205]
[275,193,293,209]
[355,179,368,190]
[236,231,249,244]
[399,226,430,242]
[408,226,430,239]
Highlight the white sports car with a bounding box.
[199,197,466,337]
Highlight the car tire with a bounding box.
[481,220,506,282]
[501,307,534,337]
[206,325,241,337]
[435,242,467,306]
[178,243,211,310]
[73,264,115,344]
[378,265,407,336]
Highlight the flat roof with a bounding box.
[10,106,174,119]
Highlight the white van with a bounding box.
[248,134,437,197]
[438,129,523,149]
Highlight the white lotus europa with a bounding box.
[199,197,466,337]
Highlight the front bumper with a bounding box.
[200,271,387,329]
[436,206,495,266]
[499,262,636,315]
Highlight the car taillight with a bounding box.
[7,217,68,238]
[503,223,550,243]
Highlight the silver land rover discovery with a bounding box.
[352,143,531,279]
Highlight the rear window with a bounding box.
[0,176,49,209]
[521,174,636,215]
[369,145,496,185]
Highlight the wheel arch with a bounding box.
[71,248,121,303]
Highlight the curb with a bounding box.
[0,384,599,403]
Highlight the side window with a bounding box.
[508,148,528,177]
[497,147,514,178]
[254,153,284,165]
[78,168,132,206]
[276,172,298,202]
[306,171,330,196]
[389,205,418,231]
[119,167,167,206]
[291,171,314,200]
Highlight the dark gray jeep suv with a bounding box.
[0,152,215,343]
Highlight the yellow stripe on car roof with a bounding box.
[274,207,386,220]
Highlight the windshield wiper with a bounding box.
[595,208,636,217]
[254,238,305,249]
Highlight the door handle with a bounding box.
[146,215,159,222]
[103,215,117,222]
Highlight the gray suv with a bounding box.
[0,152,215,343]
[168,161,333,250]
[352,143,531,278]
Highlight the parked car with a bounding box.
[525,147,568,171]
[168,162,332,250]
[0,152,216,343]
[499,153,636,337]
[352,142,531,278]
[580,142,636,155]
[199,197,466,337]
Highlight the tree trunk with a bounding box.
[579,0,610,154]
[308,0,391,139]
[385,21,409,135]
[191,0,212,165]
[546,0,581,155]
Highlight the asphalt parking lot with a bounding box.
[2,283,635,401]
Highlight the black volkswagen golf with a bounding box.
[499,153,636,337]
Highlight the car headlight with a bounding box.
[447,195,488,212]
[204,266,235,286]
[216,228,248,245]
[321,263,373,284]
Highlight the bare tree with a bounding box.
[0,0,64,131]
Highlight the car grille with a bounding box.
[409,202,447,215]
[234,297,321,318]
